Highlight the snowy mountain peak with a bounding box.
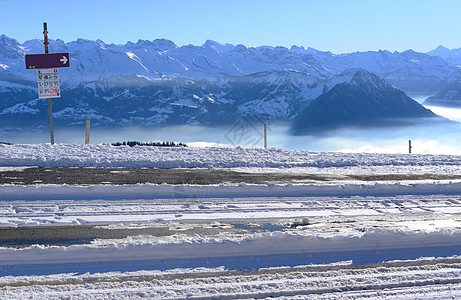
[0,35,21,52]
[325,68,389,92]
[75,38,95,45]
[21,39,45,53]
[289,45,306,54]
[0,35,24,59]
[435,45,450,52]
[293,68,440,134]
[428,45,450,55]
[126,38,177,51]
[402,49,418,55]
[0,34,18,45]
[339,67,369,77]
[233,44,248,52]
[151,38,177,50]
[203,40,234,53]
[95,39,106,45]
[426,45,461,61]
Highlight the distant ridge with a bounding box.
[424,78,461,108]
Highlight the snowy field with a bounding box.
[2,144,461,298]
[4,143,461,169]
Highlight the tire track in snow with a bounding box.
[3,258,461,299]
[2,195,461,227]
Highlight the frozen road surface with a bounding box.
[2,144,461,298]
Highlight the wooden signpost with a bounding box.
[25,23,70,145]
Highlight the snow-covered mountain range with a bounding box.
[1,34,460,130]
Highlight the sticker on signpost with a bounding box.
[37,68,60,99]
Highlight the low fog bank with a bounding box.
[2,103,461,155]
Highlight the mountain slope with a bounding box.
[0,70,324,128]
[292,69,441,134]
[423,78,461,107]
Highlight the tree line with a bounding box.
[111,141,187,147]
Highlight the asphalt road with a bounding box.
[2,167,461,185]
[0,222,286,248]
[2,167,461,248]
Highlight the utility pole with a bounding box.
[43,22,54,145]
[409,140,412,154]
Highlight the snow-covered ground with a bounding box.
[3,143,461,169]
[2,144,461,299]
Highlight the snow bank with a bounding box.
[2,143,461,169]
[1,228,461,266]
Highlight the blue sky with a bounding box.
[1,0,460,53]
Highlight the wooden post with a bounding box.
[264,123,267,149]
[48,99,54,145]
[43,22,54,145]
[409,140,412,154]
[43,22,49,54]
[85,119,90,144]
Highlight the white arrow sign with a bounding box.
[60,56,68,65]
